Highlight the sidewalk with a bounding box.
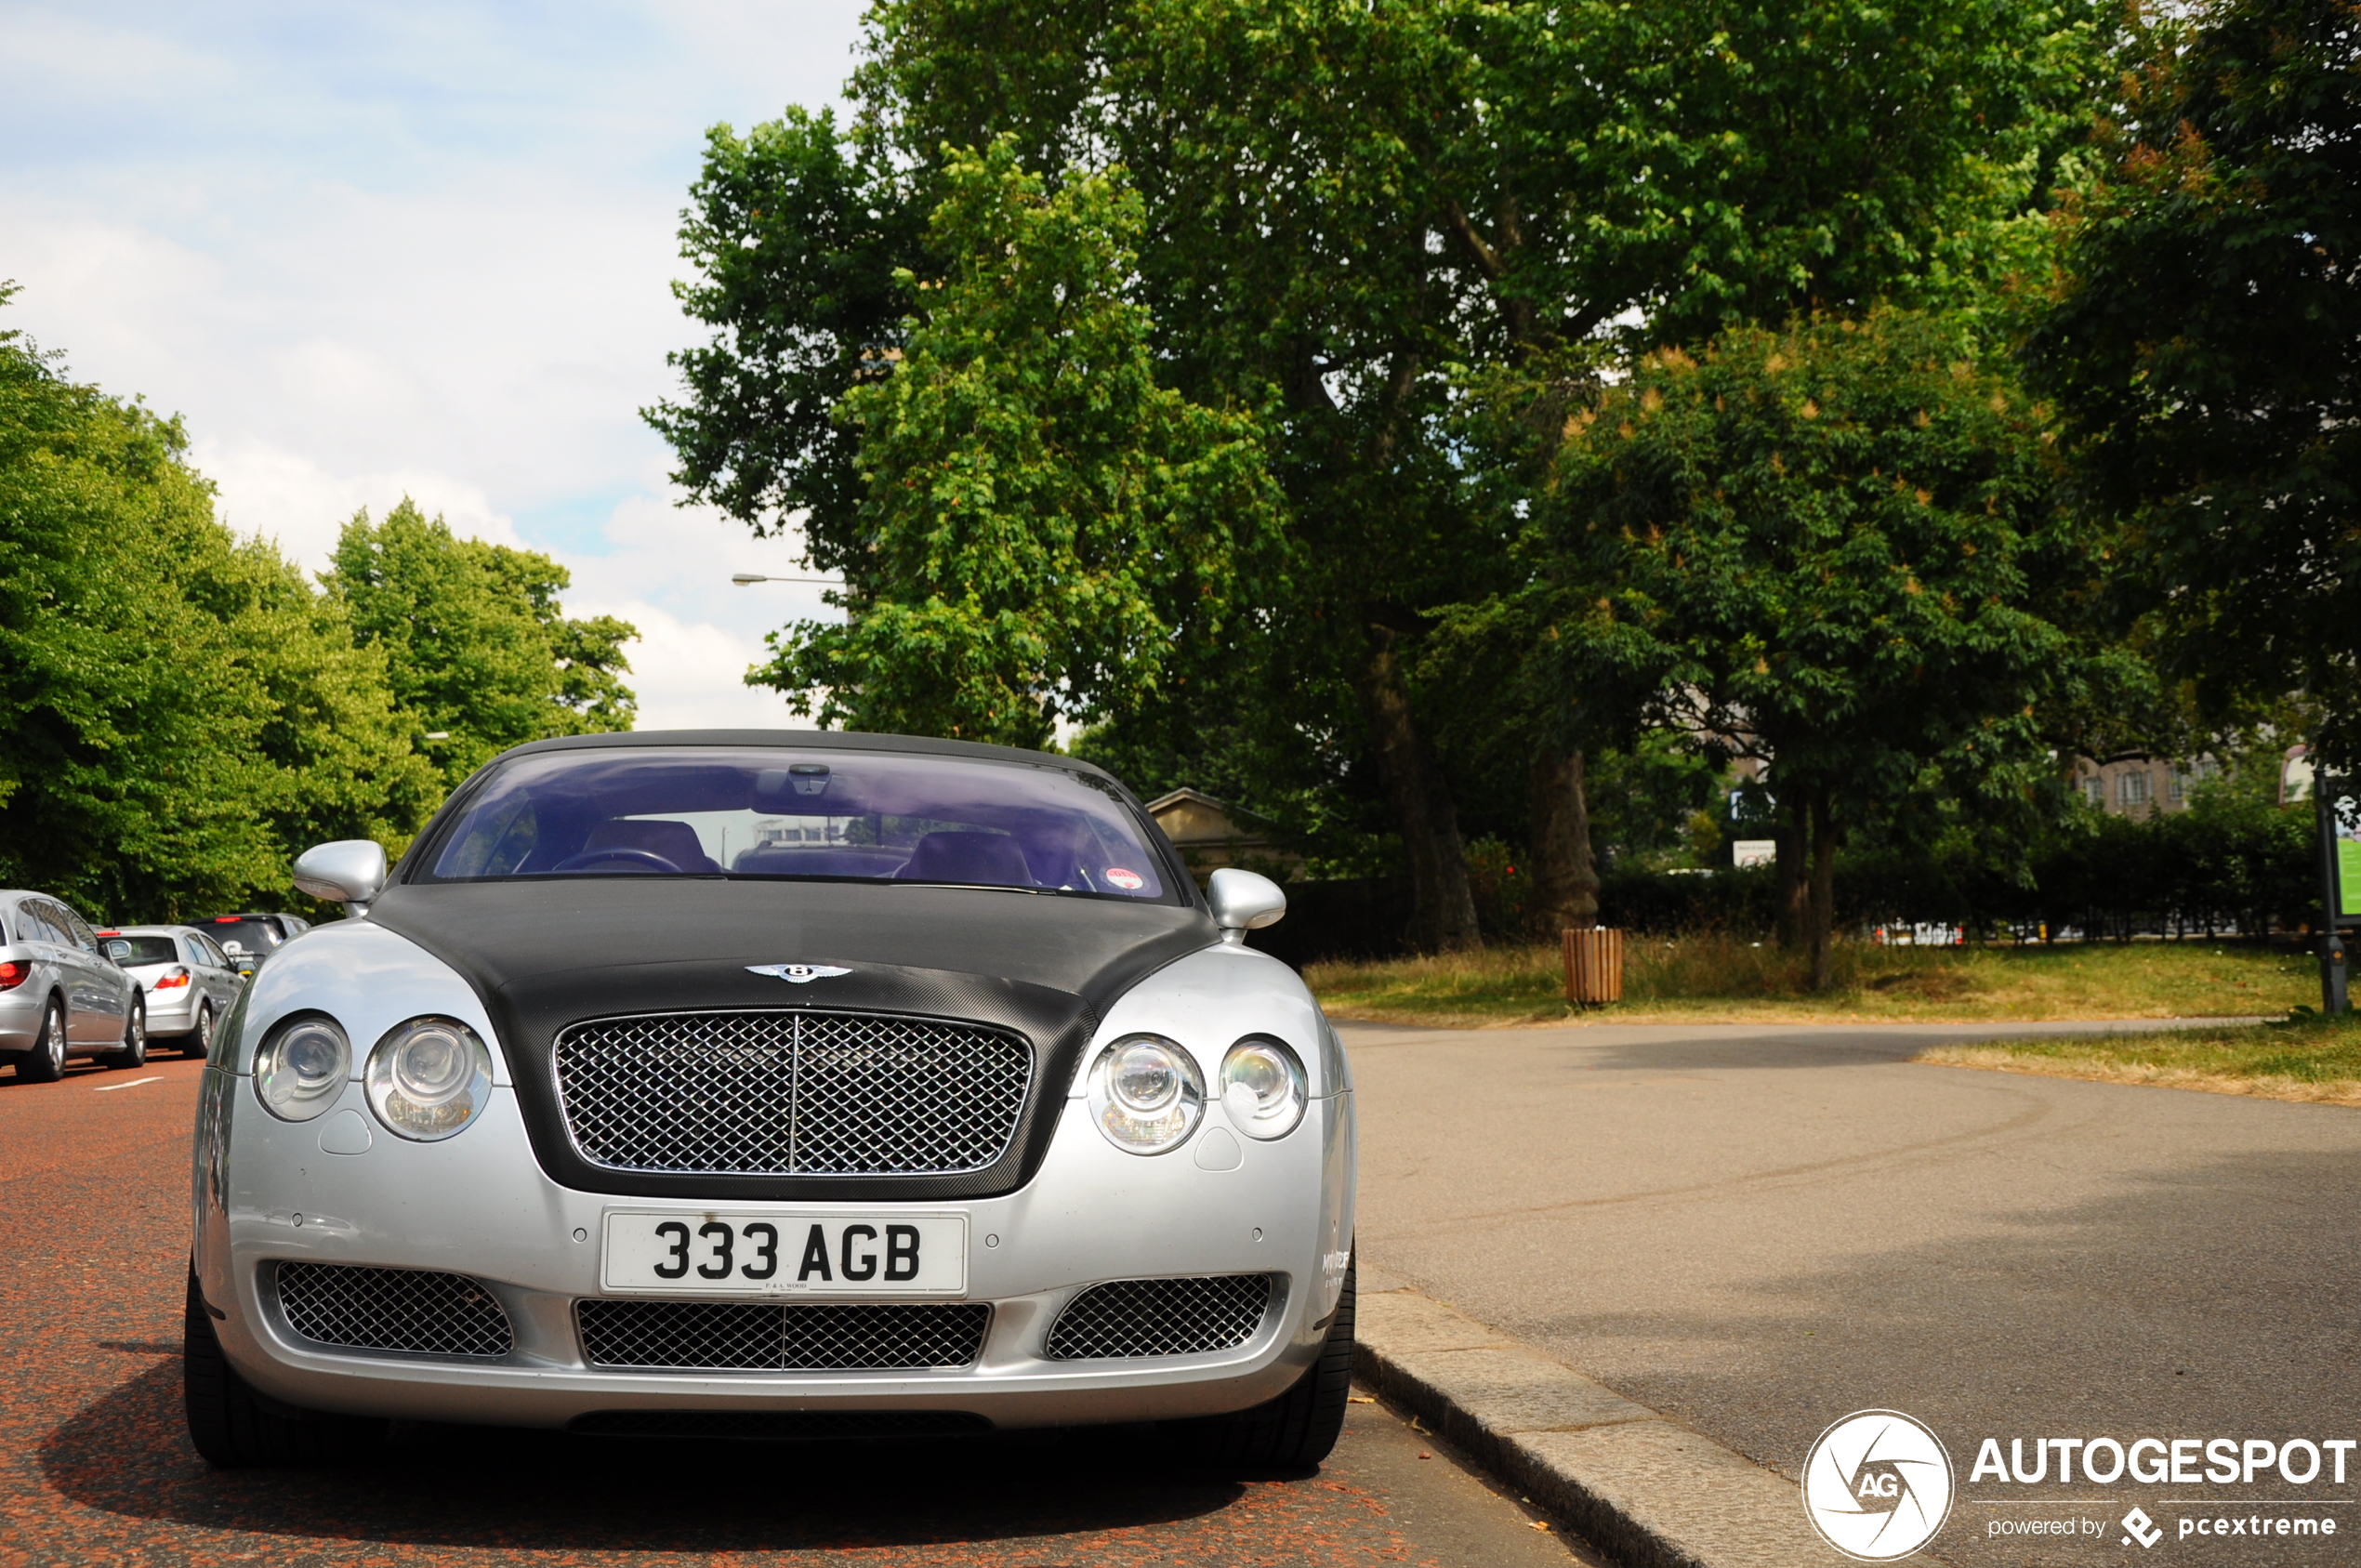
[1344,1019,2361,1567]
[1356,1284,1845,1567]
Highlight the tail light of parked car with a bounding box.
[153,968,191,990]
[0,961,26,991]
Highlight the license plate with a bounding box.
[600,1211,967,1297]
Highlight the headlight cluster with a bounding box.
[254,1015,350,1121]
[253,1013,495,1141]
[1220,1036,1309,1140]
[364,1017,495,1141]
[1088,1032,1309,1153]
[1088,1034,1204,1153]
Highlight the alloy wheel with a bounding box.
[21,998,67,1082]
[105,1001,146,1070]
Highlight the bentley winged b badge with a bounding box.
[745,964,853,983]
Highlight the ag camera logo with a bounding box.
[1803,1409,1957,1561]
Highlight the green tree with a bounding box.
[756,141,1284,747]
[884,0,2102,944]
[193,537,442,870]
[2025,0,2361,765]
[645,106,924,549]
[323,501,637,788]
[656,0,2100,948]
[0,294,436,917]
[1524,311,2078,986]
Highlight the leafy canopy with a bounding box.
[851,0,2107,765]
[0,294,438,917]
[2025,0,2361,764]
[324,500,637,789]
[1532,311,2077,839]
[645,107,922,556]
[756,139,1285,747]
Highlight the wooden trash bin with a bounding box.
[1563,927,1624,1005]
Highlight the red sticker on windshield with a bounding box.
[1105,867,1144,890]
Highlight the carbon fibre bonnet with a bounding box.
[365,876,1218,1202]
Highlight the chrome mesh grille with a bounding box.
[1044,1274,1277,1360]
[576,1298,991,1371]
[553,1010,1032,1176]
[274,1261,513,1358]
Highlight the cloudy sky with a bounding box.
[1,0,871,728]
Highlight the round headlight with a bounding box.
[1088,1034,1204,1153]
[1220,1036,1309,1140]
[254,1015,350,1121]
[364,1017,494,1141]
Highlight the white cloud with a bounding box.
[565,490,844,731]
[584,600,812,733]
[0,0,870,737]
[188,435,525,569]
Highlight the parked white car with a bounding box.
[1,890,145,1080]
[187,731,1355,1468]
[99,925,246,1059]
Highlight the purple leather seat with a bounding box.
[893,831,1035,888]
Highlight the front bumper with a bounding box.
[194,1074,1353,1430]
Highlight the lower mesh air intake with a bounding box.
[1043,1273,1277,1360]
[273,1261,514,1358]
[568,1409,992,1440]
[576,1298,991,1371]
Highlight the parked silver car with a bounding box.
[188,732,1355,1468]
[99,926,245,1060]
[0,890,146,1081]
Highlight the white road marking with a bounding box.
[93,1075,164,1092]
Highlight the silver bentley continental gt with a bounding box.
[186,731,1356,1468]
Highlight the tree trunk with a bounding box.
[1352,622,1481,952]
[1527,745,1600,938]
[1808,787,1840,992]
[1774,792,1810,950]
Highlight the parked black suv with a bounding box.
[200,913,311,977]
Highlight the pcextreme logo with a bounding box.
[1802,1409,1957,1561]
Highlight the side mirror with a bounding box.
[103,939,133,964]
[1207,867,1286,945]
[293,839,389,916]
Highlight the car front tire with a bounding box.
[183,1272,385,1467]
[101,1000,146,1070]
[18,996,67,1083]
[1179,1255,1355,1469]
[184,1002,214,1061]
[101,996,147,1072]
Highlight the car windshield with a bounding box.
[208,919,281,955]
[111,936,180,965]
[416,746,1173,900]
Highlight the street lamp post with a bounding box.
[732,573,840,586]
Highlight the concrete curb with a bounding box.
[1354,1286,1840,1568]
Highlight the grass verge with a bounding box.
[1919,1011,2361,1106]
[1303,935,2314,1028]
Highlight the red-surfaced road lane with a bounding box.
[0,1054,1596,1568]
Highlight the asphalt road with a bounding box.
[0,1053,1598,1568]
[1349,1020,2361,1567]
